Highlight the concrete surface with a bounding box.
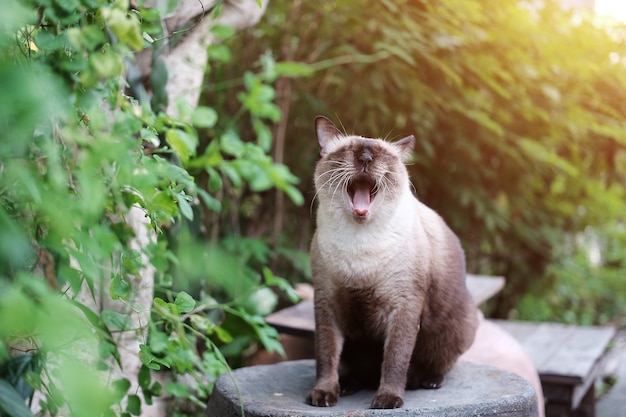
[205,359,539,416]
[461,316,545,417]
[251,313,545,417]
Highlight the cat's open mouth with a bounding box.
[347,175,376,218]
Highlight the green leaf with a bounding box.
[153,297,181,320]
[462,108,505,137]
[59,264,83,294]
[197,189,221,212]
[110,275,131,300]
[66,25,106,50]
[191,106,218,128]
[71,250,99,292]
[207,44,232,63]
[374,41,416,65]
[214,326,233,343]
[138,365,151,391]
[54,0,81,12]
[254,323,284,356]
[0,354,38,403]
[282,184,304,206]
[0,209,33,273]
[518,139,578,176]
[252,118,272,152]
[70,300,122,366]
[189,314,213,333]
[220,163,242,188]
[273,61,314,78]
[188,140,223,169]
[262,267,301,304]
[98,341,122,367]
[111,378,131,403]
[175,97,194,120]
[174,192,194,221]
[210,24,236,40]
[149,381,162,397]
[206,167,223,192]
[101,310,132,331]
[174,291,196,313]
[102,7,144,51]
[126,394,141,415]
[139,345,161,371]
[231,159,273,191]
[0,1,34,34]
[166,129,197,164]
[219,130,245,157]
[0,379,34,417]
[148,329,169,354]
[165,382,190,398]
[242,287,277,316]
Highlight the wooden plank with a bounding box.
[570,360,602,409]
[466,274,505,306]
[541,325,615,409]
[494,321,615,383]
[267,275,505,338]
[494,319,616,410]
[540,326,615,380]
[494,320,542,343]
[265,299,315,338]
[497,321,578,379]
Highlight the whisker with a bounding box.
[328,172,351,214]
[313,165,354,217]
[310,190,320,217]
[315,168,352,191]
[409,180,417,196]
[313,146,410,220]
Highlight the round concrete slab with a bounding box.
[205,360,538,416]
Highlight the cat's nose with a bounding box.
[359,150,373,167]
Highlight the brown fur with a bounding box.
[306,116,478,409]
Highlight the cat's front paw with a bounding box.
[306,387,339,407]
[370,392,404,409]
[406,372,444,390]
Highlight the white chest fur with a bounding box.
[315,191,428,287]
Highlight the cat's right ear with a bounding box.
[315,116,342,157]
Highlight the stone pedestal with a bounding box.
[205,360,538,416]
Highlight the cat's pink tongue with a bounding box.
[352,183,371,216]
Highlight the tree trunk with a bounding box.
[136,0,268,114]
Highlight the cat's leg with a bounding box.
[370,311,420,409]
[406,360,447,390]
[406,334,450,389]
[306,295,344,407]
[406,326,459,390]
[407,308,476,390]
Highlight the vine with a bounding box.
[0,1,306,416]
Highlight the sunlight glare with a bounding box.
[596,0,626,22]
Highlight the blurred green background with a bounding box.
[205,0,626,325]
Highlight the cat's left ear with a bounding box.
[315,116,342,157]
[394,135,415,162]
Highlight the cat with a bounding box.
[306,116,478,409]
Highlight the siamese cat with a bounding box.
[306,116,478,409]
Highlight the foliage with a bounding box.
[0,0,304,416]
[516,222,626,326]
[215,0,626,322]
